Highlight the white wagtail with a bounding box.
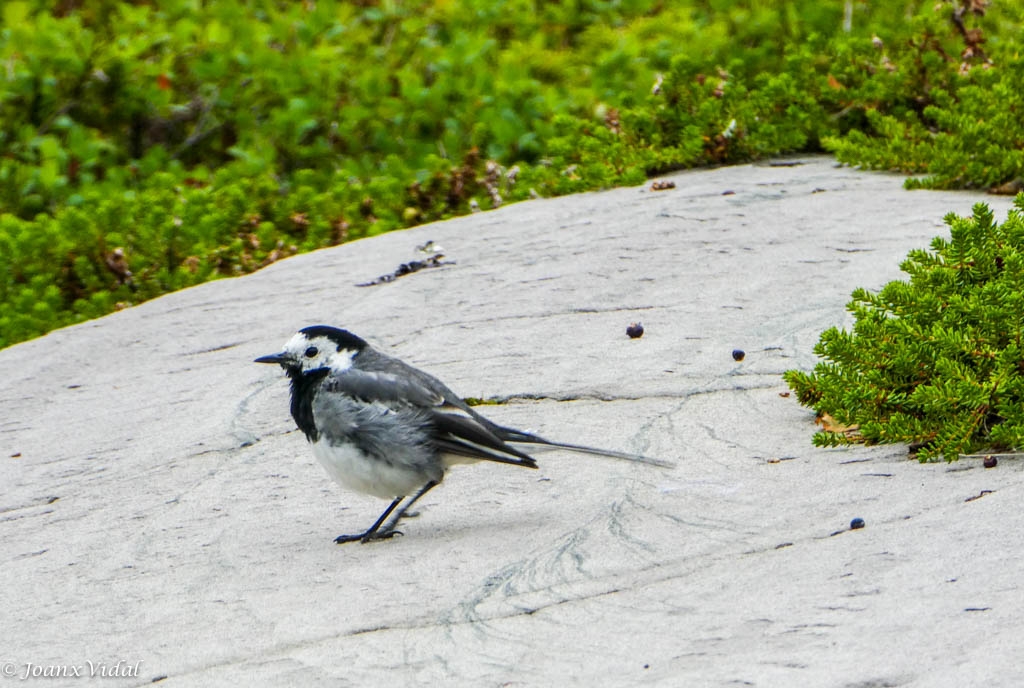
[256,325,672,543]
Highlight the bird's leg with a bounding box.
[333,480,441,544]
[377,480,440,537]
[334,497,402,544]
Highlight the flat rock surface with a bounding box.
[2,156,1022,687]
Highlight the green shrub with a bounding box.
[1,0,1022,348]
[785,196,1024,461]
[824,3,1024,189]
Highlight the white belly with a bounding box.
[310,439,425,499]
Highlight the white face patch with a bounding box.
[283,332,357,373]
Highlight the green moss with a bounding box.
[463,397,506,407]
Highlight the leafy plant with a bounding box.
[784,196,1024,461]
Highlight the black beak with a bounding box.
[254,352,289,365]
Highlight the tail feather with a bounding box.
[492,425,675,469]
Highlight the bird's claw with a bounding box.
[362,529,403,543]
[333,529,404,545]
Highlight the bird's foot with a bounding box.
[333,528,404,545]
[362,528,403,543]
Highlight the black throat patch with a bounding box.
[288,367,331,441]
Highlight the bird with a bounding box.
[255,325,672,544]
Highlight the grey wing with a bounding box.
[321,366,445,410]
[323,367,537,468]
[353,348,479,414]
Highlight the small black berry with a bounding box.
[850,517,865,530]
[626,322,644,339]
[732,349,745,361]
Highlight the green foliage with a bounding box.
[824,3,1024,189]
[1,0,1023,348]
[784,197,1024,461]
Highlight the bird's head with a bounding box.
[255,325,369,376]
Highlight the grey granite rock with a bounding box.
[3,156,1022,687]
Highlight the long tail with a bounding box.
[493,426,675,469]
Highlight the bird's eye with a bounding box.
[304,346,319,358]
